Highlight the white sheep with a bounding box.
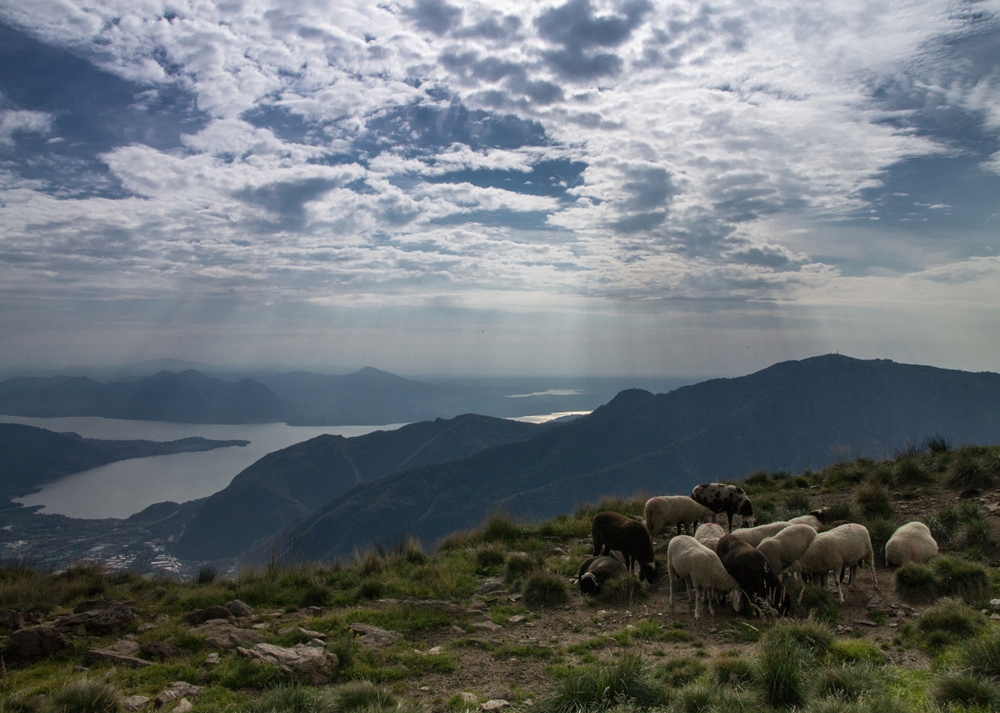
[757,524,817,581]
[694,522,726,552]
[797,523,878,603]
[730,521,790,547]
[885,521,938,567]
[787,514,822,530]
[644,496,713,538]
[667,535,737,619]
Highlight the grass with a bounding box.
[961,634,1000,681]
[856,483,893,520]
[540,654,666,713]
[914,598,986,650]
[504,553,541,585]
[893,457,934,486]
[239,684,338,713]
[522,572,569,608]
[48,678,123,713]
[934,674,1000,710]
[758,636,807,709]
[653,657,706,688]
[946,449,998,490]
[596,574,648,606]
[865,518,896,565]
[894,556,990,604]
[713,657,756,689]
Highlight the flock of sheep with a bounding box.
[577,483,940,618]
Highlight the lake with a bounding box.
[3,416,403,519]
[3,410,588,519]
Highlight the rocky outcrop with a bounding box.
[237,641,339,684]
[57,600,139,634]
[190,620,266,650]
[6,624,72,662]
[154,682,202,709]
[348,623,402,648]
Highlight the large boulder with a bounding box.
[237,642,339,684]
[6,624,72,662]
[184,606,235,626]
[191,620,266,650]
[57,600,139,634]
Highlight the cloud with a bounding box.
[405,0,463,36]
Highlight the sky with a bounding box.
[0,0,998,378]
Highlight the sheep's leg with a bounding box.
[706,586,715,617]
[693,584,701,619]
[869,562,879,590]
[835,568,845,603]
[669,565,675,607]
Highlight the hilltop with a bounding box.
[2,442,1000,713]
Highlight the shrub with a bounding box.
[298,582,331,608]
[794,584,839,624]
[925,436,951,453]
[241,684,338,713]
[932,555,990,602]
[49,679,123,713]
[355,579,385,602]
[892,457,933,486]
[815,664,880,701]
[946,451,997,490]
[403,536,427,564]
[963,519,997,558]
[823,502,858,523]
[654,657,706,688]
[865,518,895,564]
[763,620,835,658]
[482,512,522,544]
[332,681,399,712]
[922,516,951,548]
[542,654,665,713]
[714,657,756,688]
[597,574,648,606]
[963,634,1000,682]
[934,673,1000,710]
[758,637,807,709]
[785,491,812,515]
[504,553,540,585]
[475,547,506,572]
[826,639,884,665]
[197,565,218,585]
[523,571,569,608]
[916,598,986,648]
[856,484,892,520]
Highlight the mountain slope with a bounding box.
[0,370,292,423]
[172,414,547,559]
[274,355,1000,560]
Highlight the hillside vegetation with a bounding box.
[2,441,1000,713]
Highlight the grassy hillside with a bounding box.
[2,441,1000,713]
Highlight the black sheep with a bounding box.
[716,534,790,615]
[577,555,628,595]
[591,511,657,583]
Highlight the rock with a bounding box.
[487,690,512,701]
[111,639,141,656]
[508,615,526,624]
[297,627,326,639]
[349,623,402,648]
[137,623,157,633]
[205,652,220,664]
[0,609,23,631]
[459,693,478,703]
[191,620,266,650]
[7,625,72,661]
[122,696,150,711]
[74,598,117,613]
[142,589,166,601]
[154,682,202,708]
[226,600,254,618]
[475,579,506,595]
[990,599,1000,612]
[185,606,236,626]
[140,641,187,660]
[173,700,192,713]
[86,648,154,668]
[472,621,503,632]
[237,642,339,684]
[855,620,879,627]
[481,700,510,711]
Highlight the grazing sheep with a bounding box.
[717,534,790,615]
[691,483,755,531]
[788,509,831,530]
[644,496,714,538]
[591,512,657,583]
[695,522,726,552]
[577,555,628,595]
[757,524,817,581]
[730,521,791,547]
[667,535,737,619]
[885,521,939,567]
[797,523,878,603]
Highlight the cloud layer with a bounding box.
[0,0,998,375]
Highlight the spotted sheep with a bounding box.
[691,483,755,532]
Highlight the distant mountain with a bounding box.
[0,423,248,502]
[271,355,1000,561]
[0,370,292,423]
[171,414,549,559]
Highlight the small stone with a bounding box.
[508,615,526,624]
[472,621,502,632]
[349,623,402,648]
[298,627,326,639]
[475,579,506,595]
[419,686,430,692]
[252,623,269,629]
[137,623,157,633]
[855,620,878,627]
[481,701,510,711]
[111,639,141,656]
[142,589,166,601]
[122,696,150,711]
[173,699,193,713]
[487,690,512,701]
[450,626,465,634]
[459,693,478,703]
[427,646,443,654]
[989,599,1000,611]
[991,614,1000,621]
[154,682,202,708]
[205,653,220,664]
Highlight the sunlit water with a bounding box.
[3,410,588,519]
[3,416,402,519]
